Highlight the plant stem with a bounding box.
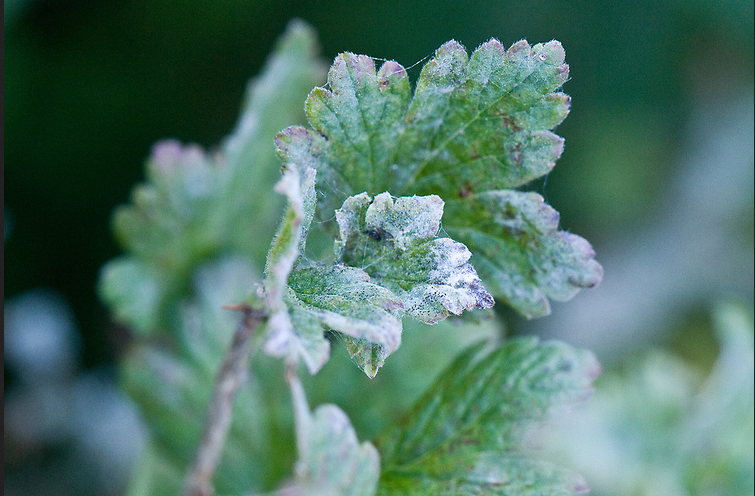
[183,305,267,496]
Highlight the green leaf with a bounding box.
[284,264,404,376]
[335,192,494,324]
[443,191,603,318]
[276,38,601,318]
[99,20,325,333]
[262,164,328,373]
[375,338,600,495]
[279,376,379,496]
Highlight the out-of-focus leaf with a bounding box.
[276,376,379,496]
[335,192,493,324]
[99,20,325,334]
[121,258,295,495]
[103,24,326,494]
[685,301,754,496]
[375,338,600,495]
[546,301,754,496]
[276,38,601,318]
[99,257,167,333]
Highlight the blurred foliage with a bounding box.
[545,301,754,496]
[5,1,753,495]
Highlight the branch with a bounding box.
[183,304,267,496]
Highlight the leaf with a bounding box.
[284,264,404,377]
[262,160,405,376]
[276,38,601,318]
[262,164,330,374]
[99,20,325,333]
[277,375,379,496]
[374,338,600,495]
[443,191,603,318]
[335,192,494,324]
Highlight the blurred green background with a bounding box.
[5,0,753,495]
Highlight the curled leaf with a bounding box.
[263,166,328,373]
[335,192,494,324]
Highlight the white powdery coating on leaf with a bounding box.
[310,307,402,353]
[404,238,494,323]
[335,191,494,325]
[263,310,295,358]
[365,193,444,249]
[335,192,371,243]
[430,238,473,285]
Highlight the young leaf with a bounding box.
[375,338,600,495]
[334,192,494,324]
[262,162,405,376]
[276,38,602,318]
[279,375,379,496]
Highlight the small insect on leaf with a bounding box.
[363,228,393,242]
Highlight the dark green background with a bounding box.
[4,0,753,494]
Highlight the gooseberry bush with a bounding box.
[99,20,603,496]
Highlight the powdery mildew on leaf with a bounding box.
[284,262,402,378]
[280,376,379,496]
[263,165,330,374]
[276,38,602,319]
[444,190,603,318]
[374,338,600,495]
[335,192,494,324]
[286,264,403,359]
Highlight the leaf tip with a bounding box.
[377,60,408,89]
[561,232,604,288]
[481,37,506,54]
[533,40,566,66]
[437,39,466,54]
[507,39,532,56]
